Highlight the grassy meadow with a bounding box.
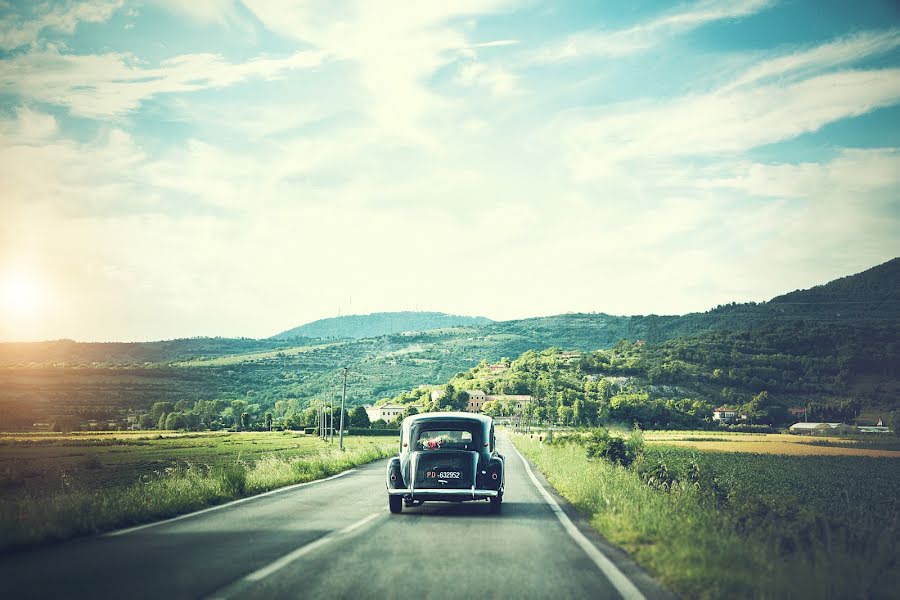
[0,431,398,552]
[513,431,900,599]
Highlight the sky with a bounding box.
[1,0,899,342]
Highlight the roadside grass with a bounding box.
[513,433,900,600]
[0,432,396,552]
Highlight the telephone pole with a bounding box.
[339,367,348,451]
[329,382,335,444]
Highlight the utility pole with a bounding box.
[328,383,334,444]
[339,367,348,451]
[329,382,335,444]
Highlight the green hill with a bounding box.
[0,257,896,430]
[271,311,493,340]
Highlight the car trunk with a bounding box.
[411,449,477,490]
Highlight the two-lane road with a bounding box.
[1,432,673,600]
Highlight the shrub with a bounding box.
[215,462,247,496]
[585,427,642,467]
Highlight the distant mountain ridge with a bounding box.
[1,258,897,429]
[271,311,494,340]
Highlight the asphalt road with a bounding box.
[1,432,674,600]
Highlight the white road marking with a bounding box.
[245,512,382,583]
[207,511,384,599]
[506,438,647,600]
[105,468,358,537]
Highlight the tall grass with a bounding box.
[513,434,897,600]
[0,440,394,552]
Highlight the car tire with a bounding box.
[489,493,502,514]
[389,495,403,514]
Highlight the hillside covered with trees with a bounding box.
[0,258,896,431]
[271,311,493,340]
[390,321,898,429]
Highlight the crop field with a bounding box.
[513,432,900,599]
[172,341,345,367]
[643,431,900,457]
[0,431,398,551]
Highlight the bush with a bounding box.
[348,428,398,436]
[585,427,643,467]
[215,462,247,496]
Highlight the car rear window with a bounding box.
[416,429,473,450]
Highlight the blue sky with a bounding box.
[1,0,898,341]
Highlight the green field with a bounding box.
[513,432,900,599]
[0,431,398,552]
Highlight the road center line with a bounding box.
[507,439,647,600]
[246,511,382,582]
[106,468,358,537]
[207,511,384,599]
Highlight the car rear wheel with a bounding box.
[389,495,402,514]
[489,493,502,514]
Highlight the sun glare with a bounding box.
[2,272,42,317]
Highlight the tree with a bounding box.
[241,412,251,430]
[402,405,419,420]
[371,418,388,428]
[446,389,470,411]
[231,400,248,428]
[349,406,371,428]
[889,410,900,437]
[150,402,174,422]
[264,412,273,431]
[165,412,189,430]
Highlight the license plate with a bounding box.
[426,471,461,479]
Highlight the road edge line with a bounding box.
[105,468,357,537]
[508,440,647,600]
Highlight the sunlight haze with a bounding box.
[1,0,899,341]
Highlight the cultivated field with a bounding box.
[513,431,900,599]
[643,431,900,457]
[0,431,398,551]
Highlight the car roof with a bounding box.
[404,411,492,425]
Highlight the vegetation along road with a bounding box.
[0,431,672,600]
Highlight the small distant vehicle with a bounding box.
[386,412,505,513]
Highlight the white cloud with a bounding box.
[724,28,900,91]
[701,148,900,199]
[0,0,123,50]
[532,0,772,62]
[241,0,519,144]
[454,61,521,96]
[561,68,900,178]
[150,0,245,28]
[0,47,325,117]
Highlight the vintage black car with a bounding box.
[386,412,505,513]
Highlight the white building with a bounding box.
[712,407,739,422]
[365,403,423,423]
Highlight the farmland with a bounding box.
[643,431,900,457]
[0,431,398,552]
[513,431,900,599]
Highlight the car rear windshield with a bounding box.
[416,429,474,451]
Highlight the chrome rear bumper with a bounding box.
[387,487,499,499]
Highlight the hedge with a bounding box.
[349,428,399,436]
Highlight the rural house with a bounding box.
[365,403,421,423]
[713,406,739,423]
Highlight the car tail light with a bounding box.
[403,442,408,447]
